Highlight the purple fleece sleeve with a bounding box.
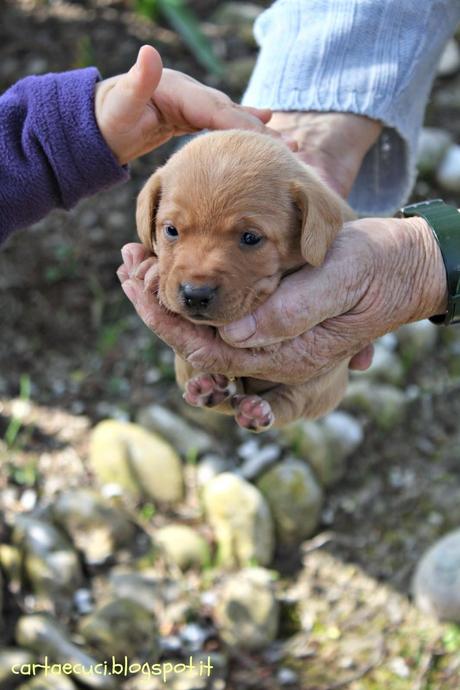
[0,67,129,243]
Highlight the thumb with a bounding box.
[112,45,163,124]
[219,264,347,347]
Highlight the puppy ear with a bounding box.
[136,170,163,253]
[291,172,344,267]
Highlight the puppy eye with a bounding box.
[240,231,263,247]
[164,224,179,239]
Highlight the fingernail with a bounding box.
[221,315,256,343]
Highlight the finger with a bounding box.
[219,264,348,347]
[241,106,272,123]
[349,343,375,370]
[112,45,163,125]
[119,243,151,278]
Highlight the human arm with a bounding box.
[0,45,275,242]
[242,0,460,216]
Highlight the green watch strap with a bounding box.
[400,199,460,326]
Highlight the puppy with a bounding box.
[136,130,355,432]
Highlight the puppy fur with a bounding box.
[136,130,356,432]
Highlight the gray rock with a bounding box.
[313,412,364,486]
[15,615,116,689]
[437,38,460,76]
[89,420,184,504]
[352,342,404,386]
[412,529,460,621]
[0,544,22,592]
[137,404,214,457]
[52,489,137,566]
[342,381,407,430]
[203,473,274,567]
[155,524,211,570]
[257,459,323,544]
[196,454,232,488]
[437,145,460,192]
[396,319,438,364]
[238,443,281,480]
[12,517,83,610]
[417,127,453,175]
[0,648,35,688]
[214,568,279,650]
[107,571,160,614]
[17,672,77,689]
[78,598,159,663]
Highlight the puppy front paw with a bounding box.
[183,374,237,408]
[231,394,274,433]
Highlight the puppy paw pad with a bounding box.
[184,374,236,408]
[232,395,274,432]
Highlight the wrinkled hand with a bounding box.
[118,217,447,385]
[95,45,287,165]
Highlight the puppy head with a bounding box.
[136,130,346,326]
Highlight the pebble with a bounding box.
[137,404,214,457]
[396,319,438,363]
[437,38,460,76]
[78,597,160,663]
[342,381,407,430]
[412,528,460,621]
[52,489,137,566]
[238,443,281,480]
[437,145,460,192]
[155,524,211,570]
[417,127,452,175]
[277,667,299,685]
[257,458,323,544]
[214,568,279,651]
[352,343,404,386]
[196,453,232,487]
[16,615,116,689]
[89,420,184,504]
[203,472,274,567]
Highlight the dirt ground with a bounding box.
[2,1,460,688]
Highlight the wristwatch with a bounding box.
[399,199,460,326]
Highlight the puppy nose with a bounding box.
[180,283,217,309]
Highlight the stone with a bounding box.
[416,127,452,175]
[257,459,323,544]
[214,568,279,650]
[437,145,460,192]
[352,342,404,386]
[0,648,35,687]
[89,420,184,503]
[203,473,274,567]
[155,524,210,570]
[396,319,438,365]
[341,381,407,430]
[17,672,77,689]
[196,454,232,488]
[12,516,83,610]
[107,571,160,613]
[78,598,159,663]
[412,529,460,621]
[137,404,214,457]
[437,38,460,76]
[15,615,116,689]
[52,489,138,566]
[238,443,280,480]
[314,411,364,486]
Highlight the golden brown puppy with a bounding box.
[137,130,355,432]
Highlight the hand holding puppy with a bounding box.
[95,45,280,165]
